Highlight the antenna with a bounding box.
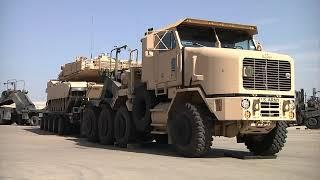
[90,16,94,59]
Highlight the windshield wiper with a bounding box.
[193,42,206,47]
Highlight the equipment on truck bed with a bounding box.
[41,18,296,158]
[0,79,40,125]
[295,88,320,129]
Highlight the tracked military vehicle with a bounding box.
[43,18,295,157]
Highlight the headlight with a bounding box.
[241,99,250,109]
[289,101,295,110]
[284,104,289,111]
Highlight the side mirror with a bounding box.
[145,50,154,57]
[146,34,155,50]
[256,42,263,51]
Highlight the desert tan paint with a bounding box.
[47,81,87,100]
[184,47,294,96]
[141,18,295,123]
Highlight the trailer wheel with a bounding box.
[98,104,115,145]
[244,121,288,155]
[83,107,100,142]
[114,106,135,148]
[169,103,213,157]
[132,85,158,133]
[305,118,319,129]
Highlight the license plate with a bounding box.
[260,97,279,103]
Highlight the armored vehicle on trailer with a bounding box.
[79,18,295,157]
[0,80,39,125]
[41,54,138,135]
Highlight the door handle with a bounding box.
[192,56,204,81]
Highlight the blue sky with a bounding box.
[0,0,319,101]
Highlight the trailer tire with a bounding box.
[169,102,213,157]
[114,106,135,148]
[305,118,319,129]
[132,85,158,133]
[244,121,288,155]
[98,104,115,145]
[83,106,100,142]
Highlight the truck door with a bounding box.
[155,31,179,87]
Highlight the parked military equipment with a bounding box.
[295,88,320,129]
[0,80,40,125]
[42,18,296,157]
[41,54,138,135]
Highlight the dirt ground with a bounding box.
[0,125,319,180]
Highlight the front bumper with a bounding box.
[206,97,295,121]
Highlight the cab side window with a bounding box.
[159,31,176,50]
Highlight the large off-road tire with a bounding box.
[83,106,100,142]
[40,117,44,130]
[244,121,288,155]
[132,85,158,133]
[58,116,65,135]
[114,106,135,148]
[44,116,48,131]
[48,116,54,132]
[52,116,59,133]
[169,103,213,157]
[98,104,115,145]
[30,116,40,126]
[305,117,319,129]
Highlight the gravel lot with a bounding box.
[0,125,319,180]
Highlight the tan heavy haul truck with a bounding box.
[44,18,296,157]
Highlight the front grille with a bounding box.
[261,102,279,109]
[243,58,291,91]
[260,102,280,117]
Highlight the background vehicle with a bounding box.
[43,18,296,157]
[295,88,320,129]
[0,79,40,125]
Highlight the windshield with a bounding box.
[177,26,256,50]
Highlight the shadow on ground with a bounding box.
[24,127,254,159]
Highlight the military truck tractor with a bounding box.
[295,88,320,129]
[0,79,40,125]
[81,18,295,157]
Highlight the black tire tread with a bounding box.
[244,121,288,155]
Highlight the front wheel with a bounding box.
[169,103,213,157]
[244,121,288,155]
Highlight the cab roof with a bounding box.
[160,18,258,35]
